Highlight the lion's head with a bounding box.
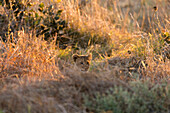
[72,53,92,71]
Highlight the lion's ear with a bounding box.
[87,53,92,60]
[72,54,79,62]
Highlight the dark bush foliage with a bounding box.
[0,0,67,45]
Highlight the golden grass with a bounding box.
[0,31,60,78]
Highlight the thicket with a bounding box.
[0,0,66,46]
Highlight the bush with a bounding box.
[36,3,67,41]
[0,0,66,45]
[84,81,170,113]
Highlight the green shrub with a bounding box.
[84,81,169,113]
[0,0,66,45]
[0,0,32,20]
[0,0,32,41]
[36,3,67,41]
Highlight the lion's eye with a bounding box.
[80,62,84,64]
[86,62,89,65]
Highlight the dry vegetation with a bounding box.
[0,0,169,113]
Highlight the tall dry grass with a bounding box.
[58,0,169,56]
[0,31,60,78]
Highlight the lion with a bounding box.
[72,53,92,71]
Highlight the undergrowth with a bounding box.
[84,81,169,113]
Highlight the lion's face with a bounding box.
[72,54,92,71]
